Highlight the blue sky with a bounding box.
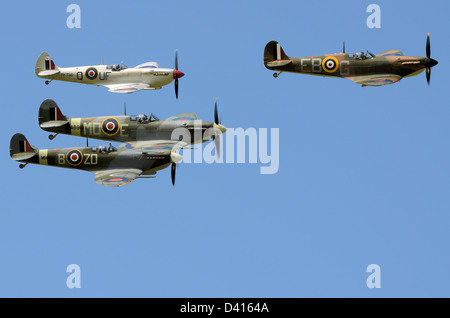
[1,0,449,297]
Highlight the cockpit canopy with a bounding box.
[106,63,128,71]
[135,62,159,69]
[348,51,375,60]
[130,113,160,123]
[92,145,118,153]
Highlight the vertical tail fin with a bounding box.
[38,99,69,129]
[10,133,38,161]
[35,52,59,76]
[264,41,292,68]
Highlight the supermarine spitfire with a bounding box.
[264,34,438,86]
[35,51,185,98]
[10,99,226,187]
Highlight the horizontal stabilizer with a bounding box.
[38,69,60,76]
[11,153,37,161]
[40,120,69,128]
[39,99,69,130]
[266,60,292,67]
[10,133,38,161]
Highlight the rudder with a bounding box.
[264,41,290,65]
[10,133,38,161]
[39,99,68,128]
[35,52,58,76]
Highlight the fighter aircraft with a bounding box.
[10,133,183,187]
[35,51,185,98]
[264,34,438,86]
[38,98,226,157]
[11,99,226,187]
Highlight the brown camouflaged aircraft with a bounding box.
[264,34,438,86]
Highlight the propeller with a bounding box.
[171,162,176,186]
[173,50,185,99]
[425,33,438,85]
[212,98,226,159]
[170,151,183,187]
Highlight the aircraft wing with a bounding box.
[165,112,198,121]
[376,50,404,57]
[120,140,187,153]
[94,168,143,187]
[351,74,402,87]
[105,83,150,93]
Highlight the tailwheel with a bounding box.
[273,72,282,78]
[45,80,52,85]
[49,133,59,140]
[19,163,28,169]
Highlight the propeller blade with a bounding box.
[175,50,178,71]
[175,78,179,99]
[214,98,219,124]
[214,134,221,159]
[426,33,431,59]
[171,163,176,186]
[426,67,431,85]
[343,41,345,54]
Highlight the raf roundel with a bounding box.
[101,117,120,136]
[66,149,83,166]
[322,57,339,73]
[85,67,98,80]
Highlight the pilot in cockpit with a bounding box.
[108,63,128,71]
[138,114,148,123]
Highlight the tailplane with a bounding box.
[35,52,60,77]
[10,133,38,161]
[264,41,292,68]
[39,99,69,129]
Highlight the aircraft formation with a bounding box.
[12,50,225,187]
[11,34,438,186]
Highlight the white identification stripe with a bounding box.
[71,118,81,136]
[276,43,281,61]
[39,149,48,165]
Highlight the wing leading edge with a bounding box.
[352,74,402,87]
[94,168,143,187]
[105,83,151,93]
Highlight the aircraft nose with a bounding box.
[213,123,227,135]
[173,70,185,79]
[430,58,438,67]
[170,152,183,164]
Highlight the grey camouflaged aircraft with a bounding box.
[35,51,185,98]
[10,100,226,187]
[10,133,183,187]
[264,34,438,86]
